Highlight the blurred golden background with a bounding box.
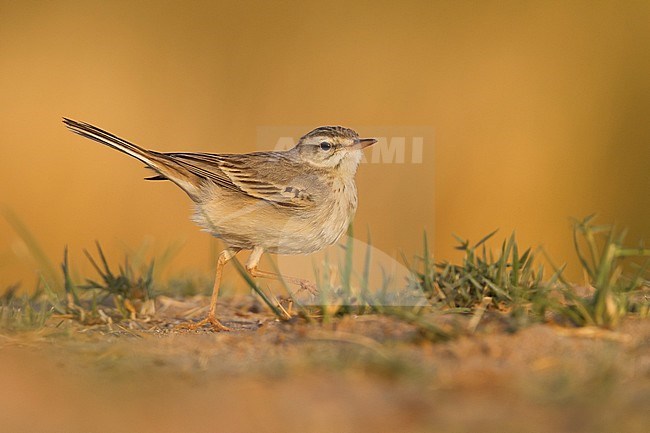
[1,0,648,289]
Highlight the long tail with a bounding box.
[62,118,201,199]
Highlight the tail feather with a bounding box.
[63,118,157,166]
[62,118,200,199]
[145,174,168,181]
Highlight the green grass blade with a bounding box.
[230,256,287,320]
[2,207,61,292]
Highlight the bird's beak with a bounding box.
[350,138,377,150]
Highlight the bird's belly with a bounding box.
[192,188,356,255]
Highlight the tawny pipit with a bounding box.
[63,118,376,330]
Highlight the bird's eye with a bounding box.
[319,141,332,151]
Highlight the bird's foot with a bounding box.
[177,315,231,332]
[297,280,319,296]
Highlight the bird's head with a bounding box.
[295,126,376,174]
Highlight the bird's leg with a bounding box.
[185,248,239,331]
[245,247,318,296]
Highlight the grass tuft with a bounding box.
[0,283,52,331]
[413,230,550,318]
[553,215,650,328]
[57,242,157,323]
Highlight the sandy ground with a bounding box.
[1,295,649,433]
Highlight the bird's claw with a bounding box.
[298,280,319,296]
[177,315,231,332]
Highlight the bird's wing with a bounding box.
[153,151,240,193]
[159,152,318,208]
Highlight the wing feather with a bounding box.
[159,151,316,208]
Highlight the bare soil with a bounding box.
[1,295,649,433]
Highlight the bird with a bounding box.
[63,118,376,330]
